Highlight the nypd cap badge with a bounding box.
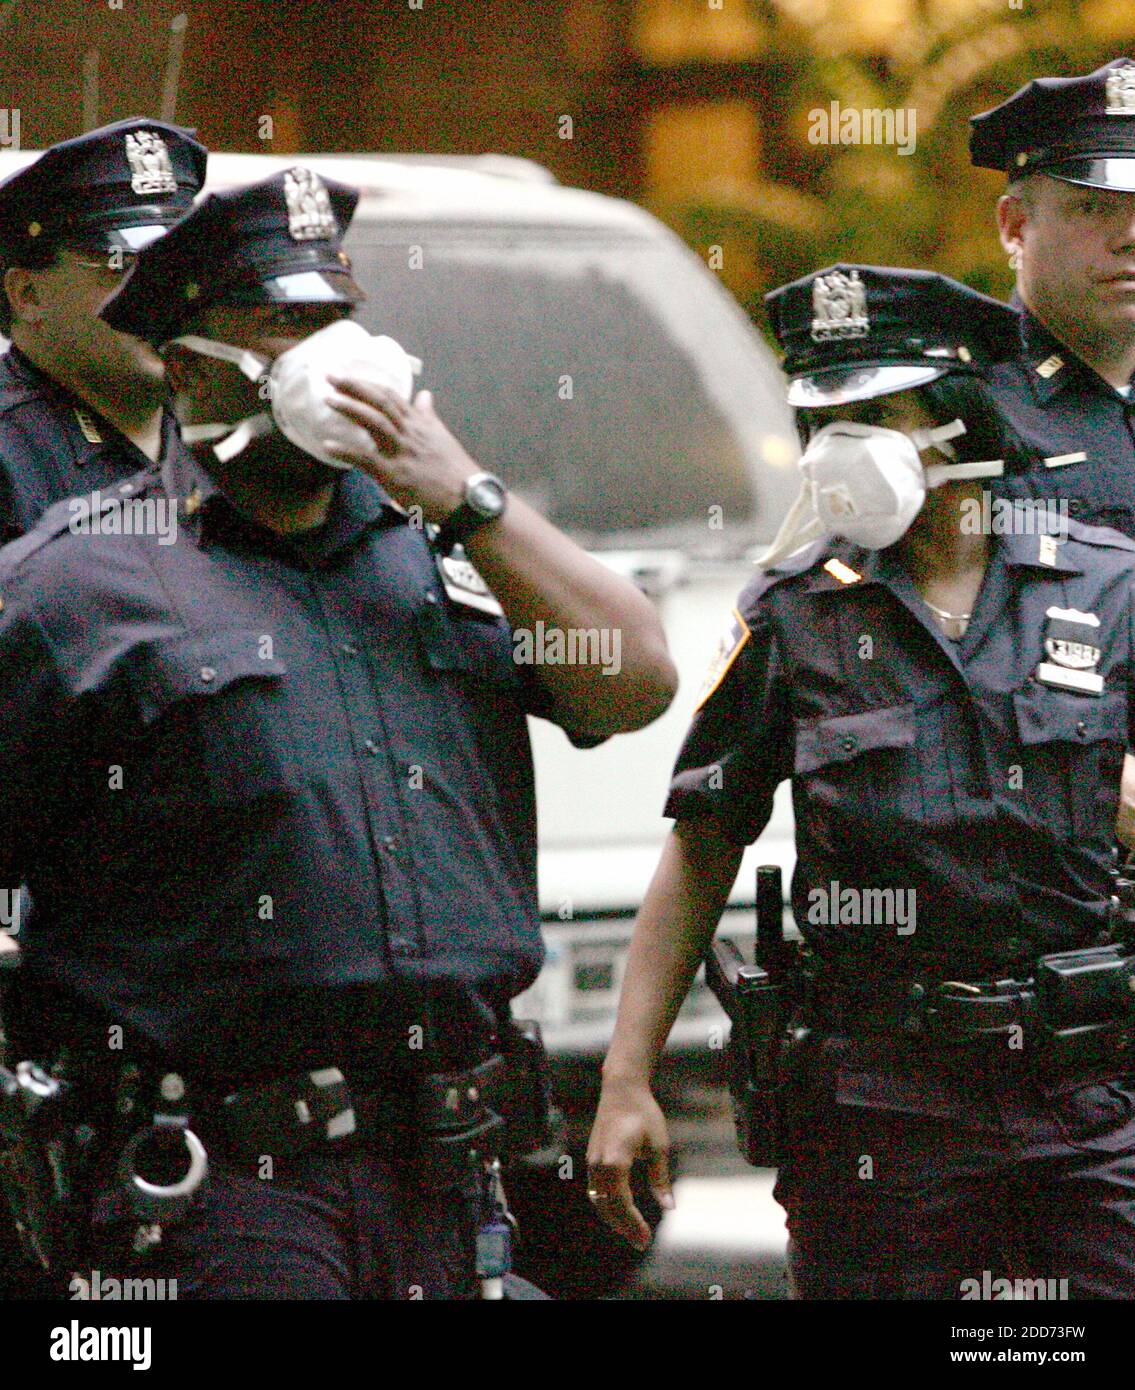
[284,167,337,242]
[810,269,869,343]
[124,130,178,196]
[1107,65,1135,114]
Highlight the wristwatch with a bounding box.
[435,472,508,553]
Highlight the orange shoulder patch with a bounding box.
[694,609,751,711]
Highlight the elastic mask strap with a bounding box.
[755,484,826,570]
[908,417,967,460]
[169,334,270,384]
[181,413,275,462]
[925,458,1005,488]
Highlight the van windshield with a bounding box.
[345,225,798,553]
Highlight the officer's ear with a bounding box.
[997,189,1031,260]
[3,265,46,327]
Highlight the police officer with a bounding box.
[587,266,1135,1298]
[971,58,1135,537]
[0,167,676,1299]
[0,117,206,539]
[971,62,1135,856]
[0,117,205,1300]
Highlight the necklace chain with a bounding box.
[923,597,972,623]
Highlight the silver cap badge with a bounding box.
[1106,66,1135,114]
[811,270,869,342]
[284,167,337,241]
[124,130,177,196]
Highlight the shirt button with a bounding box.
[841,737,857,753]
[1077,720,1087,736]
[363,738,380,755]
[382,835,398,853]
[200,666,216,683]
[339,640,360,657]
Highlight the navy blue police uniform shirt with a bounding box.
[0,454,583,1075]
[989,304,1135,540]
[0,345,188,540]
[666,525,1135,978]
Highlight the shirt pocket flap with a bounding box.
[129,631,286,727]
[1013,683,1126,747]
[417,603,520,689]
[794,702,916,775]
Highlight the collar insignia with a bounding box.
[73,408,102,444]
[823,557,862,584]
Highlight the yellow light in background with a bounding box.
[826,0,915,53]
[930,0,1001,22]
[633,0,767,64]
[1080,0,1135,41]
[645,100,761,203]
[761,434,798,468]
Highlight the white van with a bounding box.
[0,149,801,1056]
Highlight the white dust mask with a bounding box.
[174,319,422,468]
[758,418,1004,567]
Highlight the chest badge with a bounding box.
[1037,606,1104,695]
[436,549,504,618]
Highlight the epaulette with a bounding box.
[1060,517,1135,553]
[0,468,156,584]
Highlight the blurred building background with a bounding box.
[1,0,1134,328]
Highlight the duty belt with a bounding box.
[201,1054,508,1167]
[804,952,1135,1072]
[806,974,1031,1033]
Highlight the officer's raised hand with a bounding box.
[323,379,479,524]
[586,1077,674,1250]
[323,373,677,740]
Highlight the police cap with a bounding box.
[0,117,207,261]
[970,58,1135,192]
[765,265,1021,408]
[101,167,365,346]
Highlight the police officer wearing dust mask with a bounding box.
[0,168,676,1300]
[587,266,1135,1299]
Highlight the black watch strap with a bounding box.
[435,501,490,554]
[435,474,507,554]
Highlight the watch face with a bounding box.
[468,476,507,518]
